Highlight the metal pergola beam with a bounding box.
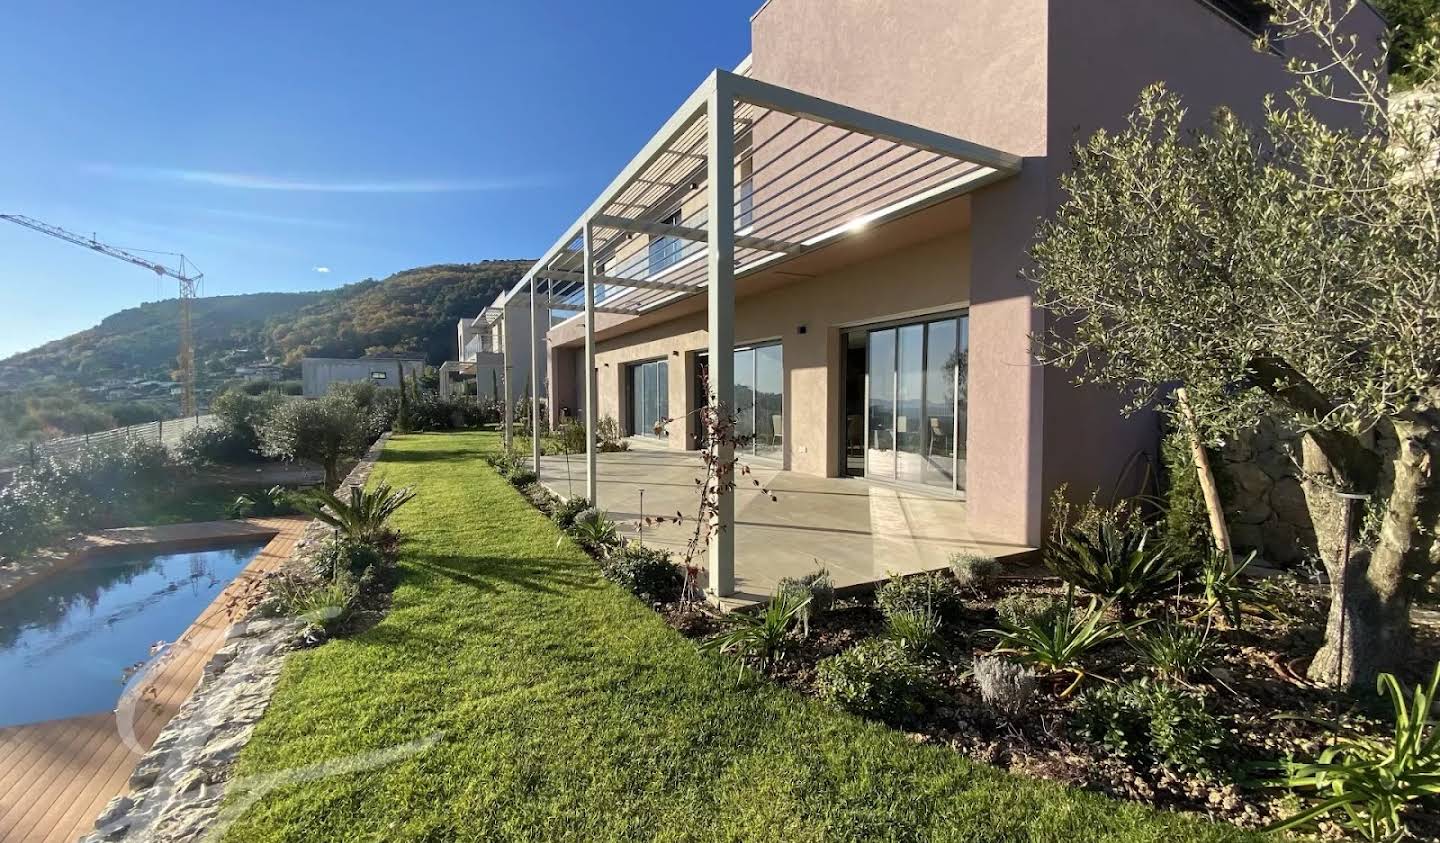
[727,70,1023,173]
[589,213,802,255]
[537,268,696,293]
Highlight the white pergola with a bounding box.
[505,68,1021,598]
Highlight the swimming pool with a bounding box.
[0,540,269,728]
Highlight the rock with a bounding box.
[223,622,248,641]
[1226,462,1273,499]
[1269,478,1311,527]
[94,794,133,828]
[1230,523,1264,552]
[1261,520,1303,564]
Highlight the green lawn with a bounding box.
[222,431,1257,842]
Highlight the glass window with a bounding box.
[694,343,784,459]
[648,210,683,276]
[862,315,968,491]
[628,359,669,437]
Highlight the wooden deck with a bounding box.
[0,517,307,843]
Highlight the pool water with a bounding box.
[0,540,269,728]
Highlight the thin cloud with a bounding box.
[198,208,351,229]
[312,266,332,274]
[86,164,544,193]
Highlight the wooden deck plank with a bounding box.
[0,517,307,843]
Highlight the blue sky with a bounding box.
[0,2,753,358]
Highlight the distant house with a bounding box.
[301,356,427,398]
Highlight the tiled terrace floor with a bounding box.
[536,447,1035,607]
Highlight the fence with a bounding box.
[1,414,218,469]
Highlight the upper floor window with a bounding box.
[648,210,684,276]
[1199,0,1272,38]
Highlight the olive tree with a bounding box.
[1028,0,1439,687]
[259,394,369,488]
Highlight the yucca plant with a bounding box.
[1267,662,1440,841]
[1128,620,1216,682]
[698,589,809,679]
[1046,522,1188,617]
[569,507,621,556]
[1196,549,1259,628]
[291,482,416,545]
[985,596,1136,696]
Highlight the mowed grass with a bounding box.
[222,431,1257,842]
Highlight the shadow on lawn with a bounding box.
[406,552,602,598]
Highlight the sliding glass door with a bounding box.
[696,342,784,459]
[627,359,668,438]
[862,315,967,492]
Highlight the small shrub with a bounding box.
[0,483,55,560]
[973,655,1040,719]
[776,565,835,636]
[995,593,1065,629]
[1072,679,1224,774]
[550,495,592,530]
[1267,662,1440,841]
[603,543,683,603]
[308,536,384,579]
[265,568,359,632]
[1129,621,1216,682]
[508,470,538,488]
[571,507,621,554]
[885,604,943,654]
[1196,549,1259,628]
[985,597,1134,696]
[595,415,627,452]
[698,588,808,678]
[949,552,1001,591]
[176,423,260,466]
[1046,521,1189,616]
[874,571,964,625]
[227,485,297,519]
[815,639,934,722]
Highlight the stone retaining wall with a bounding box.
[85,433,391,843]
[1215,418,1316,565]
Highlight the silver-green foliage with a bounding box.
[949,552,1001,590]
[973,655,1039,719]
[1028,0,1440,686]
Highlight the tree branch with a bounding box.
[1246,354,1381,490]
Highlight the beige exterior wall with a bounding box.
[582,229,969,478]
[546,0,1385,546]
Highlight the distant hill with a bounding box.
[0,260,529,436]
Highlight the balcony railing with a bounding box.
[464,335,499,356]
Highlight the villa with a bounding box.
[464,0,1385,603]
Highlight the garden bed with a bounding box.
[500,451,1440,840]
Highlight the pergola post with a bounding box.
[501,312,514,451]
[583,223,599,505]
[530,280,542,472]
[706,78,736,598]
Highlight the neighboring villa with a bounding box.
[463,0,1384,600]
[300,354,426,398]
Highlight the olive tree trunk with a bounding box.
[1304,416,1440,687]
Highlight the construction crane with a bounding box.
[0,214,203,415]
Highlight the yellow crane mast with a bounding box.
[0,214,204,414]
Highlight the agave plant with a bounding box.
[569,507,621,555]
[1046,522,1188,616]
[1268,662,1440,841]
[985,596,1137,696]
[698,588,809,679]
[291,482,416,544]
